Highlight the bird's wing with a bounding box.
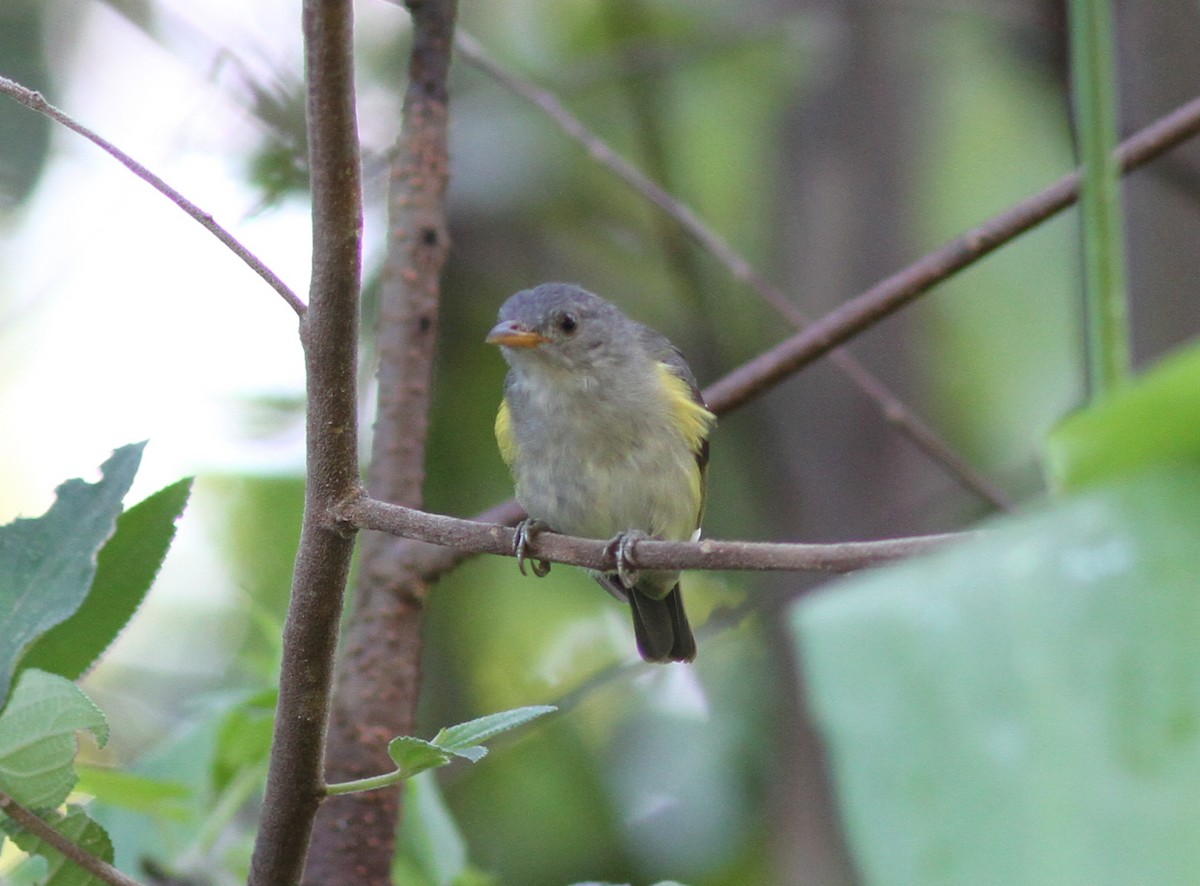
[639,325,715,521]
[494,385,518,468]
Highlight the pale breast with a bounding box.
[509,375,701,542]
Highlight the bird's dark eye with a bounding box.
[557,313,578,335]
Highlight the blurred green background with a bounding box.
[3,0,1200,883]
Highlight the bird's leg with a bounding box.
[513,518,552,577]
[606,529,650,589]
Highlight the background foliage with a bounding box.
[2,1,1199,884]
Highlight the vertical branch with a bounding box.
[248,0,363,884]
[304,1,458,884]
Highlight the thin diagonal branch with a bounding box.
[248,0,362,884]
[454,32,1014,512]
[0,791,143,886]
[306,0,458,882]
[0,76,306,317]
[704,93,1200,415]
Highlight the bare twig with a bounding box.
[703,93,1200,414]
[248,1,363,884]
[0,75,306,317]
[341,494,966,574]
[454,32,1015,512]
[0,791,143,886]
[306,0,458,883]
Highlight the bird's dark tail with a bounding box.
[628,584,696,663]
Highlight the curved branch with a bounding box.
[341,495,966,574]
[0,76,306,317]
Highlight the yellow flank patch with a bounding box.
[655,361,715,457]
[495,398,517,467]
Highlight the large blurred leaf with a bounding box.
[793,465,1200,886]
[0,443,143,707]
[212,688,277,794]
[19,477,192,682]
[1046,340,1200,492]
[74,766,191,822]
[0,670,108,809]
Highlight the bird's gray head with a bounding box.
[485,283,639,376]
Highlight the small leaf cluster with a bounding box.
[0,443,188,884]
[0,443,557,884]
[327,705,557,796]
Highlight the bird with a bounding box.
[486,282,715,663]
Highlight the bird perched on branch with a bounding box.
[486,282,715,663]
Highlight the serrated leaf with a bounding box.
[793,464,1200,886]
[1046,341,1200,492]
[74,766,191,821]
[447,745,488,763]
[1,804,113,886]
[431,705,556,753]
[387,737,454,777]
[0,443,144,706]
[0,670,108,809]
[20,477,192,682]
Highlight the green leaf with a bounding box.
[431,705,557,760]
[213,688,277,794]
[1,804,114,886]
[74,766,191,822]
[792,465,1200,886]
[387,737,454,777]
[1046,341,1200,492]
[330,707,558,797]
[0,443,144,706]
[394,772,470,886]
[0,670,108,809]
[20,477,192,682]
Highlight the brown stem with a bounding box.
[304,1,458,884]
[247,1,363,884]
[0,791,143,886]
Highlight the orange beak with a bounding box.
[486,320,549,348]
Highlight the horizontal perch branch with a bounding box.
[340,494,967,574]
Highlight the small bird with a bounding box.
[486,283,715,663]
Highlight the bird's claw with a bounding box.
[514,519,551,578]
[607,529,650,588]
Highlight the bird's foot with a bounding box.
[606,529,651,588]
[513,518,552,577]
